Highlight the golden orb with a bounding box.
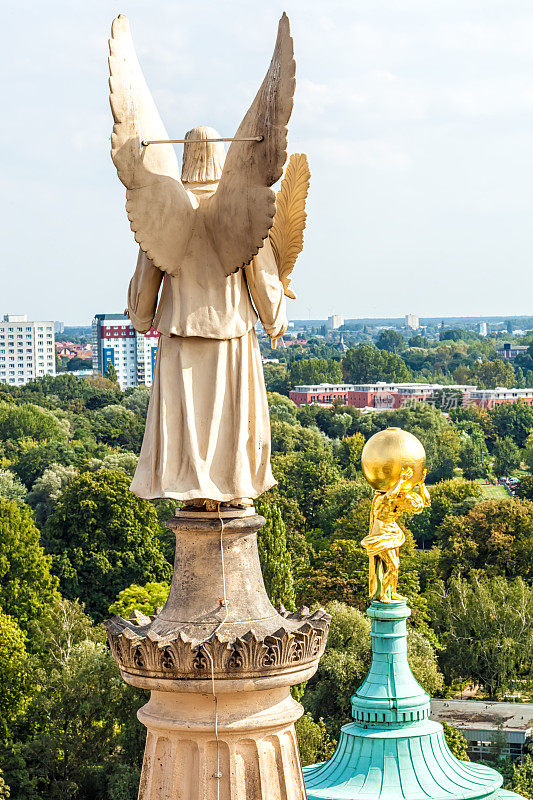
[361,427,426,493]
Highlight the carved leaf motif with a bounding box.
[270,153,311,299]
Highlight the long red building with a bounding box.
[288,382,533,409]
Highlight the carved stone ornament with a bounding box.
[106,606,330,681]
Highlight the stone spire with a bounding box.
[106,509,330,799]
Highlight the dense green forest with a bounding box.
[1,367,533,799]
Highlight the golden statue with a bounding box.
[360,428,430,603]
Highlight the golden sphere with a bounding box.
[361,427,426,492]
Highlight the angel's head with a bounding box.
[181,126,226,184]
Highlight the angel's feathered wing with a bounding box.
[204,13,296,275]
[109,15,194,274]
[269,153,310,299]
[109,13,296,278]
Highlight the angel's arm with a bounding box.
[127,248,163,334]
[203,13,295,275]
[245,241,288,339]
[109,15,194,276]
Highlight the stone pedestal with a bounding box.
[106,510,330,800]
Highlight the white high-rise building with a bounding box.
[327,314,344,330]
[478,322,488,337]
[92,313,159,390]
[405,313,419,330]
[0,315,56,385]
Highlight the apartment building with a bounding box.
[0,314,56,385]
[92,313,159,390]
[289,382,475,409]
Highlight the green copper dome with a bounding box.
[303,600,523,800]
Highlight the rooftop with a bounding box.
[431,700,533,732]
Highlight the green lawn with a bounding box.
[478,483,510,500]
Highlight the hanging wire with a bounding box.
[203,504,229,800]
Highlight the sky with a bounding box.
[1,0,533,324]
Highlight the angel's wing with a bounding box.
[269,153,310,300]
[204,13,296,276]
[109,15,194,275]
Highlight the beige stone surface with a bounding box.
[109,13,295,279]
[106,512,329,800]
[136,686,306,800]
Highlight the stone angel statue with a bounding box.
[108,14,309,510]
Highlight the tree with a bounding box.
[0,610,33,737]
[272,449,341,530]
[493,436,522,476]
[0,469,27,501]
[408,479,481,547]
[342,344,411,383]
[44,469,171,619]
[516,475,533,500]
[491,401,533,449]
[267,392,298,423]
[66,357,92,372]
[26,463,77,525]
[105,362,119,385]
[375,329,404,353]
[0,402,67,444]
[459,428,490,480]
[336,433,365,478]
[295,713,335,767]
[109,581,170,617]
[408,335,429,348]
[89,404,145,452]
[289,358,343,387]
[0,498,59,637]
[262,362,290,395]
[508,755,533,799]
[442,723,469,761]
[12,441,78,488]
[429,575,533,698]
[472,359,515,389]
[255,500,295,611]
[122,386,151,418]
[297,539,369,608]
[430,427,461,482]
[525,430,533,473]
[437,498,533,580]
[2,600,146,800]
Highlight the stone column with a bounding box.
[106,509,330,800]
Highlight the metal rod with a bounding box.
[141,135,264,146]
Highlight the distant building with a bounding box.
[497,343,529,360]
[0,314,56,385]
[92,313,159,390]
[405,313,419,330]
[54,321,65,334]
[431,699,533,761]
[327,314,344,331]
[477,322,488,337]
[289,382,475,409]
[470,387,533,408]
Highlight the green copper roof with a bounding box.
[303,600,523,800]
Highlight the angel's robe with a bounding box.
[127,238,287,502]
